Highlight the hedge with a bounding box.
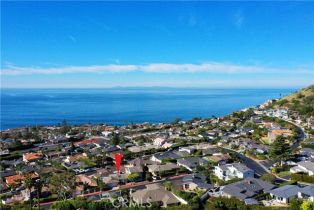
[291,173,314,183]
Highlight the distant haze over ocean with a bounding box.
[1,88,295,130]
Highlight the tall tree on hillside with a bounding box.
[34,179,43,210]
[48,172,76,200]
[95,177,107,199]
[24,174,34,210]
[110,133,120,145]
[269,135,292,165]
[60,119,70,135]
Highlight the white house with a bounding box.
[179,146,196,154]
[153,137,166,146]
[298,185,314,202]
[290,161,314,176]
[269,185,300,204]
[270,184,314,204]
[214,163,254,181]
[101,131,112,137]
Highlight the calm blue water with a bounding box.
[1,88,294,130]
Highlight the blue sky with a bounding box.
[1,1,314,88]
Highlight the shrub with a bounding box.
[291,173,314,183]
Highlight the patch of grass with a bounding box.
[78,157,96,167]
[277,170,291,177]
[261,137,271,145]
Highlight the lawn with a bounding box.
[277,170,291,177]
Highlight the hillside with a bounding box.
[276,84,314,117]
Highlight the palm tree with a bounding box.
[83,182,89,194]
[34,179,43,210]
[96,177,106,199]
[24,174,34,210]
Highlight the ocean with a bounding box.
[0,88,295,130]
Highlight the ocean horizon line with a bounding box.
[0,86,301,90]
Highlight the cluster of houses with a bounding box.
[0,102,313,208]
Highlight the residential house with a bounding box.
[263,122,281,130]
[64,153,88,163]
[290,161,314,175]
[128,144,157,153]
[76,174,97,187]
[182,174,212,191]
[0,149,9,156]
[206,153,231,165]
[131,183,186,207]
[268,129,292,142]
[250,116,262,124]
[151,150,187,163]
[298,184,314,202]
[101,131,112,137]
[269,185,300,203]
[162,142,173,149]
[179,146,196,154]
[1,195,25,205]
[177,157,207,172]
[49,135,68,144]
[248,143,269,154]
[221,178,275,201]
[101,173,128,188]
[299,148,314,161]
[147,163,180,176]
[214,163,254,181]
[5,172,39,186]
[0,170,16,178]
[125,165,143,174]
[74,138,100,147]
[125,158,144,175]
[22,152,43,163]
[153,137,166,146]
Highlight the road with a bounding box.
[286,119,305,150]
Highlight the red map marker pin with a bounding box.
[114,152,123,173]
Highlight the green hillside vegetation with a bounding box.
[275,84,314,117]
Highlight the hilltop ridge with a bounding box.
[276,84,314,117]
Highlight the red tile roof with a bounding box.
[23,152,43,162]
[74,139,99,146]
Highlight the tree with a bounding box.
[174,118,182,124]
[127,172,141,182]
[145,172,153,181]
[301,200,314,210]
[60,119,70,134]
[110,133,120,145]
[261,173,276,184]
[24,173,34,210]
[48,172,76,200]
[290,198,302,210]
[34,179,43,210]
[269,135,292,165]
[164,181,173,191]
[95,177,107,199]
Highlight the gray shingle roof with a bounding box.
[222,178,275,200]
[300,184,314,196]
[269,185,300,199]
[299,161,314,171]
[177,157,207,169]
[153,150,187,160]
